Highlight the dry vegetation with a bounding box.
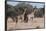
[7,17,44,31]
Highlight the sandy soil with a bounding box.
[7,17,44,31]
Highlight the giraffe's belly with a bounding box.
[17,15,24,23]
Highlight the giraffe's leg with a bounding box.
[24,15,28,23]
[25,17,28,23]
[15,17,18,23]
[21,16,24,22]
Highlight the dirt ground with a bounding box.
[7,17,44,31]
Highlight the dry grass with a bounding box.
[7,17,44,31]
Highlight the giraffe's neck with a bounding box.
[23,9,27,15]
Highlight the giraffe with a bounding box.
[21,8,28,23]
[30,12,34,21]
[30,9,37,21]
[17,8,27,23]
